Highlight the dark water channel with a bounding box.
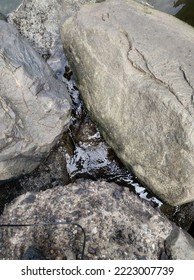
[0,0,194,239]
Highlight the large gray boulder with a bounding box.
[61,0,194,206]
[0,180,174,260]
[0,20,71,180]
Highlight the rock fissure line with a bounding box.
[179,66,194,108]
[123,32,189,113]
[0,51,20,73]
[28,79,44,96]
[179,66,194,91]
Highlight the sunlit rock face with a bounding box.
[61,0,194,205]
[0,21,71,180]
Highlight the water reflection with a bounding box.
[175,0,194,27]
[147,0,184,15]
[147,0,194,27]
[0,0,21,14]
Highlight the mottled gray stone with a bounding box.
[7,0,96,77]
[7,0,66,77]
[0,20,71,180]
[61,0,194,205]
[7,0,62,56]
[0,180,173,260]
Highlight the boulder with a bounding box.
[0,180,174,260]
[61,0,194,205]
[165,227,194,259]
[0,20,71,181]
[7,0,96,77]
[7,0,62,56]
[61,0,97,20]
[7,0,66,76]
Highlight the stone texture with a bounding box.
[0,180,174,260]
[165,227,194,259]
[7,0,62,56]
[61,0,97,20]
[7,0,66,78]
[7,0,97,77]
[0,20,71,180]
[61,0,194,205]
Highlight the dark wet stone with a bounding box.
[88,246,97,255]
[21,194,36,204]
[0,12,7,21]
[112,189,123,200]
[21,246,46,260]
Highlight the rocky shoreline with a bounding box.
[0,0,194,259]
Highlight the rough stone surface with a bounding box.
[7,0,96,77]
[0,20,71,180]
[7,0,62,56]
[0,180,174,260]
[7,0,66,79]
[61,0,96,20]
[165,227,194,259]
[61,0,194,206]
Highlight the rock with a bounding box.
[61,0,194,206]
[0,20,71,181]
[0,180,174,260]
[7,0,66,77]
[61,0,96,21]
[7,0,62,56]
[165,227,194,259]
[7,0,96,77]
[161,202,194,231]
[18,141,71,192]
[21,246,46,260]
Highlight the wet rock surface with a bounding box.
[0,180,174,260]
[0,141,70,214]
[61,0,194,206]
[0,20,71,181]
